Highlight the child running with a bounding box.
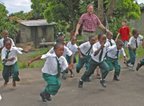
[1,38,24,87]
[66,36,78,77]
[76,35,96,74]
[78,34,110,88]
[48,32,74,79]
[28,43,72,102]
[105,39,126,81]
[126,29,144,70]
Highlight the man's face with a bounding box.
[87,5,94,14]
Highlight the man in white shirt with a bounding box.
[78,34,110,88]
[106,39,126,81]
[126,29,144,69]
[28,43,72,102]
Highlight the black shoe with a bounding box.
[45,93,52,101]
[136,63,142,71]
[40,92,47,102]
[113,75,120,81]
[78,80,83,88]
[100,79,106,88]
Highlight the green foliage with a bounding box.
[115,0,141,19]
[0,4,18,38]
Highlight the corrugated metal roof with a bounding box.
[19,19,56,26]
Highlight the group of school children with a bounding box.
[0,28,144,102]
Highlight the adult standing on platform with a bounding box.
[74,4,112,40]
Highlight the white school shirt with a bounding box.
[66,41,78,55]
[41,52,68,75]
[0,37,15,48]
[79,41,93,56]
[107,45,126,59]
[48,45,72,57]
[106,38,116,47]
[128,35,143,49]
[1,47,23,66]
[91,42,109,63]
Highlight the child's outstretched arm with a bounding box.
[115,33,120,41]
[28,56,41,66]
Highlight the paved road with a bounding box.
[0,62,144,106]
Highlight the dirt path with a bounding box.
[0,61,144,106]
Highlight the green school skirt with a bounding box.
[2,62,19,82]
[42,73,61,95]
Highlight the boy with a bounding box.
[126,29,143,69]
[78,34,110,88]
[76,35,96,73]
[115,20,130,47]
[66,36,78,77]
[28,43,72,102]
[1,38,23,87]
[95,32,116,79]
[0,30,15,51]
[48,32,74,79]
[106,39,126,81]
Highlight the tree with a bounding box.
[0,3,18,39]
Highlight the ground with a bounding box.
[0,60,144,106]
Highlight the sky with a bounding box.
[0,0,32,14]
[0,0,144,14]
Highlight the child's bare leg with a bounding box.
[95,67,101,79]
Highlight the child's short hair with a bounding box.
[97,33,106,40]
[54,43,64,50]
[3,38,12,45]
[56,32,64,38]
[116,39,124,46]
[132,29,138,35]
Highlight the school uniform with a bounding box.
[80,41,110,84]
[127,35,143,66]
[1,47,23,83]
[66,41,78,63]
[76,41,93,72]
[106,45,126,78]
[40,52,68,95]
[106,38,116,47]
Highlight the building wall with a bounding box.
[19,24,55,47]
[19,25,31,43]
